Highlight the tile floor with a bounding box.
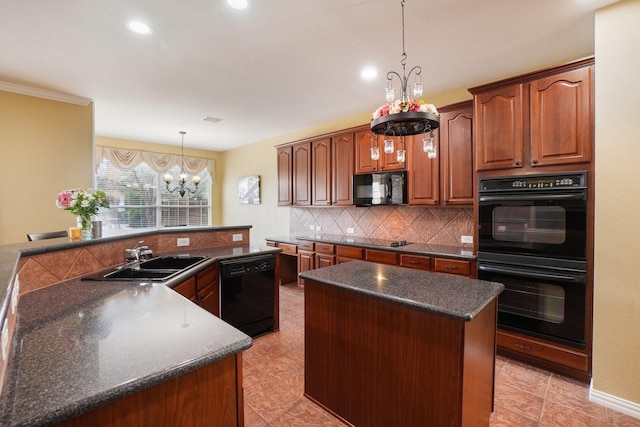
[242,283,640,427]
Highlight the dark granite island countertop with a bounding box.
[301,261,504,427]
[299,260,503,321]
[0,279,252,427]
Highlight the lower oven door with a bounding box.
[478,262,586,348]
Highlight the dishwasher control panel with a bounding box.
[220,255,275,278]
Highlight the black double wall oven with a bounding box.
[477,172,588,348]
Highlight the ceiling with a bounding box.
[0,0,618,151]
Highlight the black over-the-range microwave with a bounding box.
[353,171,407,206]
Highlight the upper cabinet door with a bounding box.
[312,137,332,206]
[277,146,293,206]
[440,102,474,206]
[355,126,378,174]
[332,131,354,206]
[474,83,525,171]
[530,66,593,167]
[407,133,440,205]
[293,142,312,206]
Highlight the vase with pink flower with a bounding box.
[56,188,110,240]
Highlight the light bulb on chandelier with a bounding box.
[164,131,200,197]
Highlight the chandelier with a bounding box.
[163,131,201,197]
[370,0,439,161]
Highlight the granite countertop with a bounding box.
[0,244,278,427]
[299,260,503,322]
[266,234,475,260]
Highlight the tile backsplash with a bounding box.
[290,206,474,247]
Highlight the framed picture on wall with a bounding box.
[238,175,260,204]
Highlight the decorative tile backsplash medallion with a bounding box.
[290,207,473,247]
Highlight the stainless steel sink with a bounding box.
[82,255,209,282]
[138,255,208,270]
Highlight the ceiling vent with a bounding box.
[201,116,223,124]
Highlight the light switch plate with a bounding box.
[176,237,190,247]
[347,227,355,234]
[461,235,473,244]
[232,234,243,242]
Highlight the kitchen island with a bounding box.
[300,260,504,427]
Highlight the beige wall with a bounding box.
[96,136,223,226]
[592,0,640,405]
[0,91,93,244]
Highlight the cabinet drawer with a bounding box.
[365,249,398,265]
[433,258,471,276]
[336,246,364,260]
[197,265,218,290]
[497,330,588,372]
[400,254,431,271]
[266,241,277,247]
[298,241,315,251]
[315,243,335,254]
[279,243,298,255]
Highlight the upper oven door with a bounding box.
[478,189,587,260]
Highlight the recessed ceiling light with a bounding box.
[226,0,248,10]
[361,66,378,81]
[127,21,153,35]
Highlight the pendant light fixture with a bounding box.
[164,131,200,197]
[370,0,439,160]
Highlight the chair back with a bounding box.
[27,230,69,241]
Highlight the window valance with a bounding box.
[96,146,216,183]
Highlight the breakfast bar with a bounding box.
[300,260,504,427]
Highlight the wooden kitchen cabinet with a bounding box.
[529,65,593,167]
[196,264,219,316]
[354,126,405,173]
[365,249,398,265]
[336,245,364,264]
[173,276,197,302]
[471,57,593,172]
[293,142,312,206]
[433,258,473,277]
[312,137,332,206]
[297,241,315,286]
[332,131,355,206]
[315,243,335,268]
[399,254,431,270]
[277,146,293,206]
[407,131,440,205]
[439,101,474,205]
[172,265,219,316]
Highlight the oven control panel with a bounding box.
[480,172,587,192]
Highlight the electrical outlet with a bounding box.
[1,320,7,361]
[232,234,243,242]
[309,224,315,230]
[461,235,473,244]
[11,276,19,315]
[176,237,190,247]
[347,227,355,234]
[315,225,321,231]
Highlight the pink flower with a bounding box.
[56,191,72,208]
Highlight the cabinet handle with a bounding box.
[515,343,532,351]
[446,265,458,270]
[409,260,418,264]
[515,160,522,166]
[532,159,539,165]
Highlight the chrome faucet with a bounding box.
[124,241,153,264]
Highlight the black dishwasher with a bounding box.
[219,254,275,337]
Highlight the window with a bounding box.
[95,159,211,231]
